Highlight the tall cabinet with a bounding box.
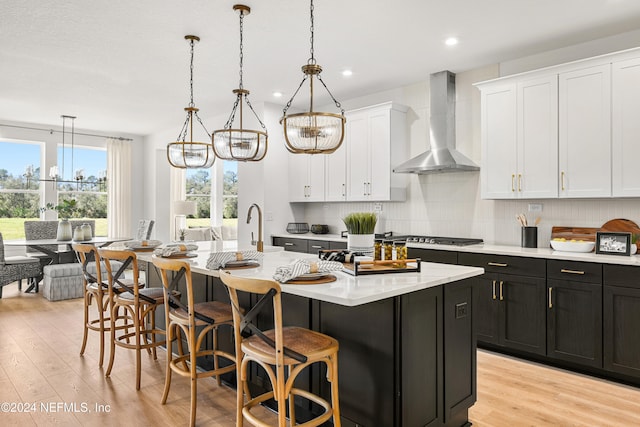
[558,64,611,198]
[344,102,408,202]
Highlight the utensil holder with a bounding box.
[521,226,538,248]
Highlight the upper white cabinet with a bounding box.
[612,57,640,197]
[325,140,347,201]
[558,64,611,198]
[345,102,408,202]
[479,75,558,199]
[289,154,325,202]
[477,47,640,200]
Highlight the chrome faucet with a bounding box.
[246,203,264,252]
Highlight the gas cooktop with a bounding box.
[393,235,484,246]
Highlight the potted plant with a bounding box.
[342,212,377,256]
[41,199,78,241]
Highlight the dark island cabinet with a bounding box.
[460,253,546,356]
[546,260,602,368]
[408,247,458,264]
[603,264,640,379]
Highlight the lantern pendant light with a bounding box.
[212,4,268,162]
[167,35,216,169]
[280,0,346,154]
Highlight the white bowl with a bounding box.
[550,240,595,253]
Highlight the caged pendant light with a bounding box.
[212,4,268,162]
[167,35,216,169]
[280,0,346,154]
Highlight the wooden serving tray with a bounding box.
[342,259,422,276]
[550,226,598,243]
[286,274,337,285]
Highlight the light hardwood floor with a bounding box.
[1,283,639,426]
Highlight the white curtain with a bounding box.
[107,138,132,237]
[169,166,186,240]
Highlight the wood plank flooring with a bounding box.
[1,283,639,426]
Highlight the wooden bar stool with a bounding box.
[151,256,236,427]
[218,270,341,427]
[99,248,176,390]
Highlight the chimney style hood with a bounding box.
[394,71,480,174]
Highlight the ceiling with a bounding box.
[2,0,640,136]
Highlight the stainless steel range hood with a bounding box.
[394,70,479,174]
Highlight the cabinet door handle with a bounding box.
[342,183,345,197]
[499,281,504,301]
[511,174,515,192]
[518,174,522,192]
[310,245,322,249]
[560,269,585,275]
[561,171,565,191]
[492,280,497,300]
[284,242,294,246]
[548,287,553,309]
[487,262,508,267]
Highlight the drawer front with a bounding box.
[329,241,348,250]
[308,240,331,254]
[408,248,458,265]
[547,260,602,283]
[604,264,640,289]
[273,237,308,253]
[458,252,545,277]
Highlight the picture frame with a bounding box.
[595,231,632,256]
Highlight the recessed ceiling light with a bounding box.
[342,69,353,77]
[445,37,458,46]
[272,91,283,98]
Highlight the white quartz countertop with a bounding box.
[270,233,640,266]
[134,241,484,307]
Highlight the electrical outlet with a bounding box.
[265,211,274,221]
[528,203,543,213]
[373,203,383,212]
[455,302,468,319]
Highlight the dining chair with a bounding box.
[0,233,42,298]
[135,220,155,240]
[72,243,128,367]
[151,256,236,427]
[99,248,176,390]
[218,269,341,427]
[23,220,58,259]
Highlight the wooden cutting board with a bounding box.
[550,226,598,242]
[600,218,640,235]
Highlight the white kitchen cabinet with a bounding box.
[479,75,557,199]
[345,102,408,201]
[288,153,325,202]
[324,135,347,201]
[558,64,611,198]
[612,57,640,197]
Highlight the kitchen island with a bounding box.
[138,242,484,426]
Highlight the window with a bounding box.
[186,168,211,228]
[222,162,238,228]
[56,146,108,236]
[0,140,41,239]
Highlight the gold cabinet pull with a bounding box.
[488,262,508,267]
[561,171,565,191]
[492,280,497,300]
[511,174,515,192]
[548,287,553,308]
[518,174,522,192]
[499,281,504,301]
[310,245,323,249]
[560,269,585,275]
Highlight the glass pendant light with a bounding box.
[212,4,268,162]
[280,0,346,154]
[167,35,215,169]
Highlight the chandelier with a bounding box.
[167,35,216,169]
[23,115,107,191]
[212,4,268,161]
[280,0,346,154]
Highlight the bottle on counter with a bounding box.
[382,240,394,261]
[374,239,383,261]
[393,240,407,267]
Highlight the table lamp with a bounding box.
[173,200,197,240]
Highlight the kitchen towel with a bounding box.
[273,259,344,283]
[206,250,263,269]
[153,243,199,257]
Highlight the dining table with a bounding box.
[4,236,130,292]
